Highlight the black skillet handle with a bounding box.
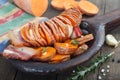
[85,8,120,33]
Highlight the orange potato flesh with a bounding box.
[50,54,70,63]
[32,47,56,61]
[51,0,74,10]
[54,42,78,55]
[64,1,79,10]
[31,0,48,16]
[78,0,99,15]
[73,44,88,56]
[14,0,48,16]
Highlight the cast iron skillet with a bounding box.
[6,8,120,75]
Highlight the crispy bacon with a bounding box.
[2,45,41,60]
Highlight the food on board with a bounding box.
[50,54,70,63]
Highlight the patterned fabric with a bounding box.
[0,0,7,6]
[0,3,34,41]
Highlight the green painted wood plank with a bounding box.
[0,13,34,34]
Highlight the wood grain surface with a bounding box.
[0,0,120,80]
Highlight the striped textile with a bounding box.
[0,2,35,41]
[0,0,7,6]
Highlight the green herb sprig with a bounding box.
[67,52,115,80]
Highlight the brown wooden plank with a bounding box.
[99,0,120,80]
[15,71,57,80]
[0,57,17,80]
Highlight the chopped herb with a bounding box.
[42,47,47,53]
[71,39,79,45]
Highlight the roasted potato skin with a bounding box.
[54,42,78,55]
[73,44,88,56]
[32,47,56,61]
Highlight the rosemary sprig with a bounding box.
[68,52,115,80]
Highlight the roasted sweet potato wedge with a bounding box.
[54,42,78,55]
[32,47,56,61]
[20,25,36,46]
[32,23,46,46]
[73,44,88,56]
[27,23,40,47]
[51,0,74,10]
[45,21,59,42]
[40,22,55,45]
[67,34,94,45]
[56,15,72,25]
[52,17,69,40]
[49,54,70,63]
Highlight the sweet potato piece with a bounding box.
[61,8,82,26]
[61,14,77,27]
[20,26,35,46]
[63,1,79,10]
[26,23,40,47]
[54,42,78,55]
[40,22,55,45]
[56,15,72,25]
[69,34,94,45]
[51,0,74,10]
[32,23,47,46]
[14,0,48,16]
[78,0,99,16]
[32,47,56,61]
[45,21,59,42]
[51,19,64,42]
[73,44,88,56]
[52,17,69,40]
[38,24,46,39]
[49,54,70,63]
[48,20,61,42]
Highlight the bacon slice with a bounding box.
[2,45,42,60]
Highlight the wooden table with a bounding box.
[0,0,120,80]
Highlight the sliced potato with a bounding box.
[32,47,56,61]
[49,54,70,63]
[54,42,78,55]
[73,44,88,56]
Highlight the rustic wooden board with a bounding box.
[99,0,120,80]
[0,0,120,80]
[0,57,17,80]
